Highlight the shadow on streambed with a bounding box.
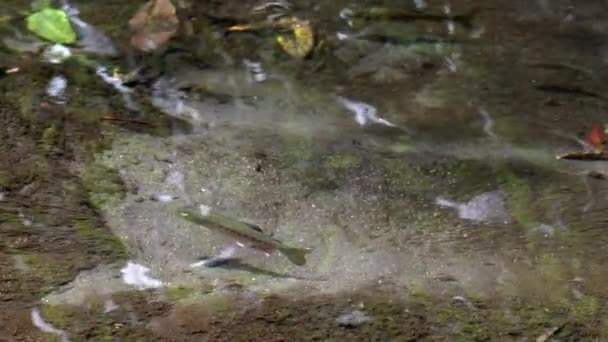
[195,256,322,281]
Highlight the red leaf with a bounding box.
[585,124,606,149]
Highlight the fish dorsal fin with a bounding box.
[243,222,264,233]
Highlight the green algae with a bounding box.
[568,296,600,321]
[24,253,75,292]
[325,154,360,169]
[537,254,568,284]
[164,283,215,303]
[435,306,492,341]
[40,123,59,151]
[301,166,338,192]
[283,138,316,164]
[40,303,77,328]
[41,301,118,341]
[315,225,340,274]
[0,211,21,224]
[197,293,236,313]
[165,286,197,302]
[496,167,538,228]
[80,163,127,209]
[386,142,415,153]
[382,158,433,194]
[0,168,10,187]
[408,283,433,303]
[72,217,127,260]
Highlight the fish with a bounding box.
[177,205,312,266]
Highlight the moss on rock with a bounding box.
[80,163,127,209]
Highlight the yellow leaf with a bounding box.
[276,17,313,58]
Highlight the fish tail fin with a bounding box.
[280,247,312,266]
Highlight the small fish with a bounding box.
[177,205,311,266]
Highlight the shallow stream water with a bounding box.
[1,0,608,340]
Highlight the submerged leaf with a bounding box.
[26,8,76,44]
[276,17,313,58]
[129,0,179,52]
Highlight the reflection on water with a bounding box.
[2,0,608,340]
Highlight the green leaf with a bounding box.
[26,8,76,44]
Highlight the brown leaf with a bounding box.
[129,0,179,52]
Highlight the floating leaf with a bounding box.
[26,8,76,44]
[276,17,313,58]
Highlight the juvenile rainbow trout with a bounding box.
[177,205,311,266]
